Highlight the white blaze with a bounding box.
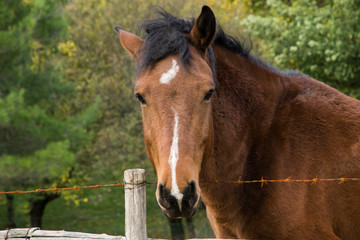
[168,110,183,202]
[160,59,179,84]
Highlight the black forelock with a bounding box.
[137,9,194,73]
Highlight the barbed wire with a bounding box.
[1,177,360,196]
[201,177,360,187]
[0,183,125,196]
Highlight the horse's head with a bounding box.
[116,6,216,219]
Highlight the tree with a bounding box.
[0,0,100,227]
[240,0,360,97]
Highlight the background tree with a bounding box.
[0,0,100,227]
[240,0,360,97]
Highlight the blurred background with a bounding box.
[0,0,359,239]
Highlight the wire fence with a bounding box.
[2,174,360,239]
[2,177,360,196]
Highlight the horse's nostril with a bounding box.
[182,181,195,196]
[158,184,171,209]
[182,181,199,216]
[158,184,165,197]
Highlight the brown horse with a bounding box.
[115,6,360,240]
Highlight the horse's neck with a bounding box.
[200,45,285,184]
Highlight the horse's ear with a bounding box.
[114,26,144,61]
[190,6,216,53]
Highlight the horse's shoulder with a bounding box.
[281,76,360,113]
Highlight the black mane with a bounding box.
[137,9,304,77]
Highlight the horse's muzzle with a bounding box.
[157,181,198,219]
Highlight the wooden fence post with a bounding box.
[124,169,147,240]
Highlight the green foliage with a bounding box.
[0,0,70,101]
[0,89,101,156]
[0,140,75,188]
[0,0,101,226]
[62,0,151,183]
[0,90,60,155]
[241,0,360,97]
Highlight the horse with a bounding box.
[115,6,360,240]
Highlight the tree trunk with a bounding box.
[168,218,184,240]
[30,194,59,227]
[6,194,16,228]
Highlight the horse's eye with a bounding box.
[203,89,214,101]
[135,94,146,105]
